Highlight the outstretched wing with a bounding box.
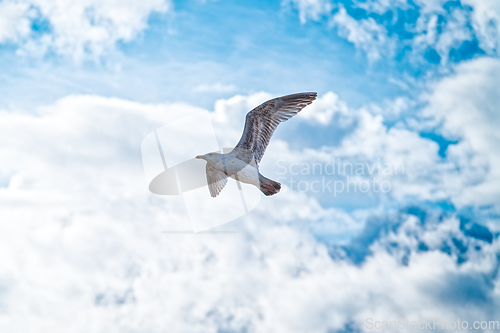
[206,163,228,198]
[235,92,317,163]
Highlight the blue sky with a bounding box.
[1,0,500,332]
[0,0,416,110]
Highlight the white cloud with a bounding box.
[0,94,355,331]
[286,0,333,23]
[0,2,32,43]
[355,0,410,14]
[287,0,500,63]
[207,72,497,212]
[1,87,500,331]
[313,58,500,208]
[462,0,500,53]
[0,0,170,60]
[332,6,395,62]
[298,91,348,124]
[207,89,479,209]
[423,57,500,206]
[211,92,274,148]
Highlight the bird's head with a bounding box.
[196,152,220,163]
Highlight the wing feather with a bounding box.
[206,163,228,198]
[235,92,317,163]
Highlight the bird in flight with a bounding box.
[196,92,317,197]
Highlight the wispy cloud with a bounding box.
[287,0,500,66]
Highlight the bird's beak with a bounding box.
[196,155,202,159]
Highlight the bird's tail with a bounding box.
[259,175,281,196]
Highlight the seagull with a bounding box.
[196,92,317,197]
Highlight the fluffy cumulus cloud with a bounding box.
[0,1,32,43]
[423,57,500,206]
[0,0,170,60]
[210,69,489,212]
[2,58,500,330]
[463,0,500,52]
[1,1,499,331]
[286,0,500,64]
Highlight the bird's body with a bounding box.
[196,92,317,197]
[200,150,260,186]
